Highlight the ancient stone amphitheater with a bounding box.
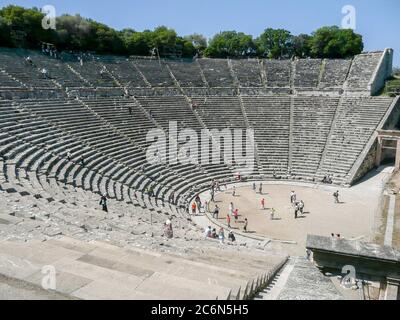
[0,47,398,300]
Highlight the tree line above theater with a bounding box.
[0,5,364,59]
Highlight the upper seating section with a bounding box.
[68,60,119,88]
[263,60,291,87]
[167,61,206,87]
[294,59,322,88]
[231,59,263,87]
[0,50,57,89]
[133,59,175,87]
[104,60,148,87]
[33,54,89,89]
[0,69,22,88]
[0,48,388,93]
[197,59,234,87]
[345,52,383,91]
[319,59,351,89]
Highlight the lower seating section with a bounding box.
[242,96,291,177]
[191,96,259,177]
[263,60,291,88]
[135,95,238,192]
[231,59,263,87]
[0,93,394,198]
[318,96,394,183]
[191,96,245,129]
[136,96,203,131]
[291,97,339,180]
[83,97,154,148]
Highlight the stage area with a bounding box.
[205,166,394,250]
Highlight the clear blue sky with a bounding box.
[1,0,399,66]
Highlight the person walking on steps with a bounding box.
[100,195,108,213]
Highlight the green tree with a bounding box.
[177,37,196,57]
[292,34,311,58]
[90,21,124,54]
[125,30,152,56]
[149,26,178,56]
[204,31,256,58]
[256,28,293,59]
[0,5,53,48]
[55,14,96,51]
[309,26,363,58]
[184,33,207,55]
[0,16,12,47]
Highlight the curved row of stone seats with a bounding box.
[7,96,228,211]
[2,99,172,212]
[136,95,203,131]
[0,48,384,92]
[242,95,291,177]
[0,50,57,89]
[79,96,204,206]
[294,59,322,88]
[0,139,279,271]
[0,101,123,197]
[345,51,382,90]
[82,97,154,148]
[133,59,175,87]
[189,95,260,177]
[317,96,394,183]
[0,117,179,221]
[231,59,263,87]
[191,96,246,129]
[263,60,291,88]
[104,60,148,87]
[184,87,238,96]
[0,70,22,88]
[319,59,351,89]
[166,60,206,87]
[197,59,235,87]
[68,60,119,88]
[0,156,196,246]
[290,97,339,180]
[135,95,241,182]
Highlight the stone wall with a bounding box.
[370,48,394,96]
[383,96,400,130]
[352,140,378,183]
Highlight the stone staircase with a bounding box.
[0,236,287,300]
